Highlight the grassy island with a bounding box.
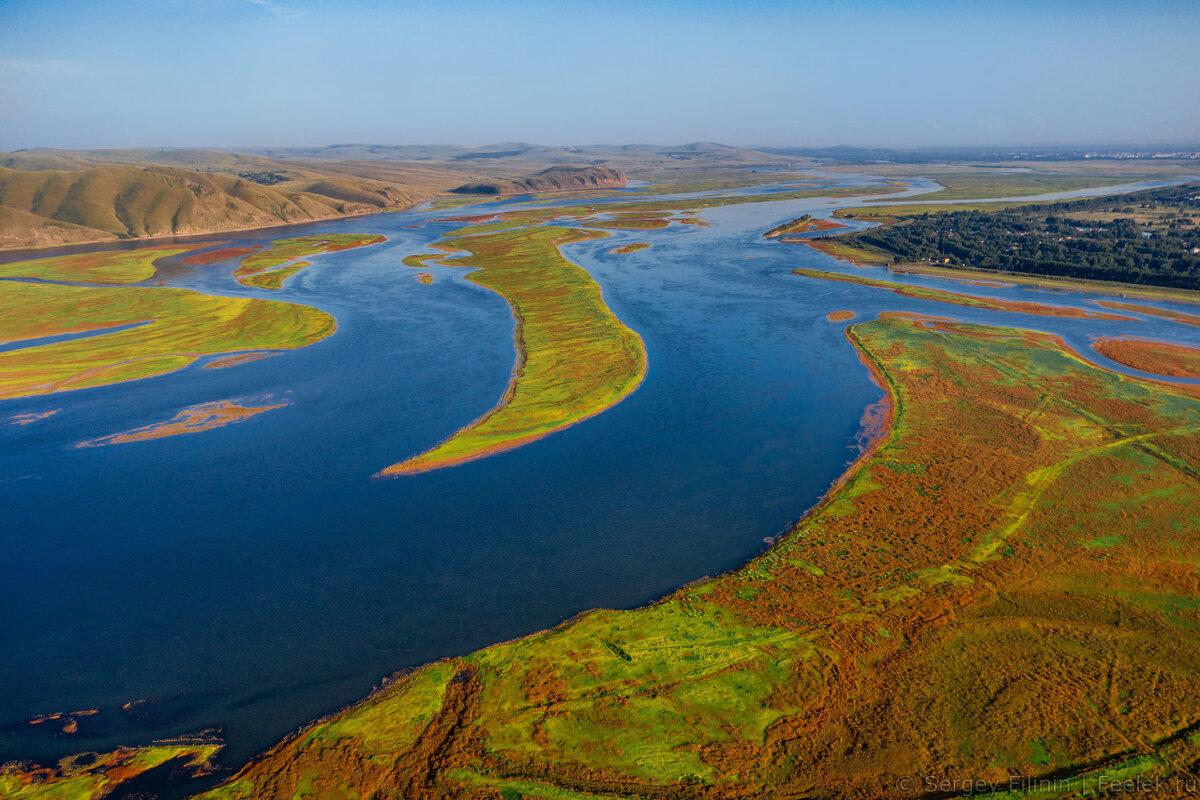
[763,213,845,238]
[380,225,646,476]
[78,396,288,447]
[0,248,337,400]
[610,242,652,255]
[233,233,386,289]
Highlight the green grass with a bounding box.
[0,244,204,283]
[0,280,335,399]
[380,225,646,475]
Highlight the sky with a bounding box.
[1,0,1197,151]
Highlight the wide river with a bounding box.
[2,172,1196,777]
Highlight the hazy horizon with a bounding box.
[2,0,1197,153]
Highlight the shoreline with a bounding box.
[206,314,901,783]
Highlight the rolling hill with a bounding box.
[0,150,469,249]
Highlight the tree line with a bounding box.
[838,183,1200,289]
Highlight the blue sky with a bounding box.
[1,0,1197,150]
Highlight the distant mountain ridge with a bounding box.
[450,165,626,195]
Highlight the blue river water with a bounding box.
[1,172,1198,775]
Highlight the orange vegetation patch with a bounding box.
[202,351,278,370]
[609,242,652,255]
[7,409,58,425]
[827,310,856,322]
[1095,300,1200,327]
[78,397,287,447]
[181,246,263,266]
[416,272,433,285]
[431,214,499,224]
[1092,337,1200,379]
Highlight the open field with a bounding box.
[380,225,647,476]
[151,312,1200,799]
[0,279,335,400]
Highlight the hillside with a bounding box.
[0,150,468,249]
[449,165,626,195]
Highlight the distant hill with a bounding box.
[234,142,783,175]
[0,149,468,249]
[0,143,789,249]
[450,166,626,195]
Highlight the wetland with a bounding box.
[5,167,1200,798]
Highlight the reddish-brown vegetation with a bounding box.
[1092,336,1200,379]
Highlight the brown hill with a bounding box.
[0,150,469,249]
[450,165,626,195]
